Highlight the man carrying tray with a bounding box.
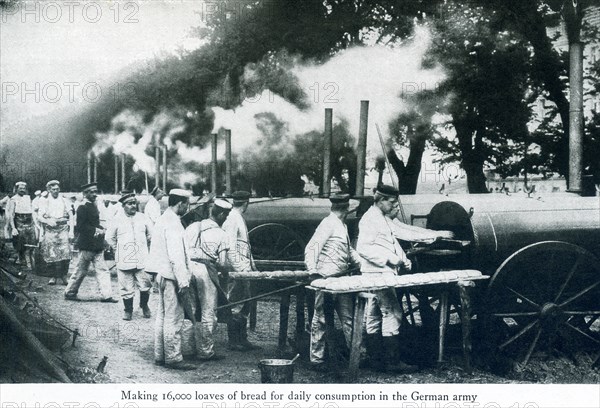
[305,193,364,372]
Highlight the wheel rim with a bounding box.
[484,241,600,367]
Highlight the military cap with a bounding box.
[46,180,60,188]
[329,193,350,204]
[232,190,251,203]
[214,198,233,210]
[119,192,136,204]
[169,188,192,198]
[15,181,27,188]
[375,184,399,198]
[150,186,161,196]
[34,190,42,196]
[80,182,97,192]
[41,191,49,198]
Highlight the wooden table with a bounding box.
[307,270,489,381]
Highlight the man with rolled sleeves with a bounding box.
[64,183,118,302]
[305,193,363,371]
[148,188,195,370]
[222,190,259,351]
[185,199,233,361]
[106,192,153,321]
[357,184,452,372]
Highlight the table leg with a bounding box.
[296,286,306,335]
[278,292,291,351]
[347,294,369,382]
[458,280,474,373]
[438,291,449,363]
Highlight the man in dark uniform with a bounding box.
[64,183,118,302]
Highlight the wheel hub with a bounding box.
[540,302,562,322]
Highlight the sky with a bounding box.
[0,0,204,126]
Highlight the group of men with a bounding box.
[3,179,453,375]
[305,185,453,373]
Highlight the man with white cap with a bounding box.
[185,198,233,361]
[144,186,165,226]
[222,190,259,351]
[148,188,195,370]
[106,192,153,321]
[65,183,118,302]
[305,193,364,372]
[7,181,38,269]
[357,184,452,373]
[38,180,73,285]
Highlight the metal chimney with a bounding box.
[114,154,119,194]
[154,145,161,189]
[121,154,126,191]
[211,133,218,194]
[322,108,333,196]
[87,152,92,184]
[162,145,167,192]
[225,129,232,195]
[355,100,369,196]
[568,41,583,193]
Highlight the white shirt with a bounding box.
[357,205,408,274]
[146,208,191,288]
[305,212,362,276]
[222,207,253,272]
[10,194,32,214]
[38,195,70,222]
[185,219,230,268]
[107,212,152,270]
[144,196,162,225]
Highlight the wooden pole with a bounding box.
[211,133,218,194]
[322,108,333,196]
[0,295,71,382]
[93,155,98,183]
[87,152,92,184]
[154,145,160,189]
[355,100,369,196]
[225,129,232,195]
[114,154,119,194]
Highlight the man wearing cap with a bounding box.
[64,183,118,302]
[7,181,37,269]
[305,193,364,371]
[144,186,165,226]
[148,188,195,370]
[38,180,74,285]
[106,193,153,321]
[357,184,452,373]
[222,190,259,351]
[185,198,233,361]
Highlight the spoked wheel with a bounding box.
[248,223,306,262]
[484,241,600,368]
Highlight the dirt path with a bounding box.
[7,263,600,384]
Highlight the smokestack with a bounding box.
[322,108,333,196]
[211,133,218,194]
[355,100,369,196]
[225,129,232,195]
[114,154,119,194]
[154,145,161,189]
[121,154,126,191]
[162,145,167,192]
[87,152,92,184]
[93,155,98,182]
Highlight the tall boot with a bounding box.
[239,314,260,350]
[227,313,243,350]
[139,291,151,318]
[364,333,385,370]
[382,335,418,374]
[123,298,133,321]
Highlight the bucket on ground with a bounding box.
[258,359,295,383]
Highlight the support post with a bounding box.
[87,152,92,184]
[322,108,333,196]
[162,145,167,192]
[568,41,584,193]
[120,154,126,191]
[154,145,160,189]
[114,154,119,194]
[93,155,98,183]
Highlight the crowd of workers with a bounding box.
[0,179,453,374]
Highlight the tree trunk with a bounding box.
[454,117,490,194]
[387,137,427,195]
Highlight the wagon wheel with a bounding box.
[484,241,600,368]
[248,223,306,262]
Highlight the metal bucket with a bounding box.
[258,359,295,383]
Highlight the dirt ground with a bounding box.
[0,253,597,385]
